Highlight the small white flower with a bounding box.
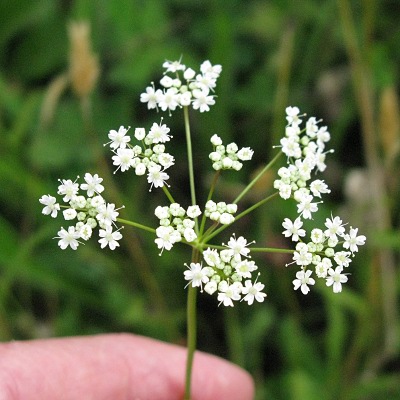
[286,106,302,126]
[235,260,257,278]
[160,75,174,88]
[58,179,79,202]
[135,163,146,176]
[63,208,77,221]
[324,216,346,240]
[278,183,292,200]
[297,194,319,219]
[280,137,301,158]
[315,260,330,278]
[154,205,170,220]
[39,195,60,218]
[112,148,135,172]
[293,250,313,266]
[225,235,252,261]
[78,224,92,240]
[140,86,162,109]
[334,251,352,268]
[180,91,192,106]
[184,68,196,80]
[183,227,197,242]
[203,248,221,267]
[134,127,146,141]
[237,147,254,161]
[147,165,169,190]
[219,212,234,225]
[147,122,171,144]
[91,195,105,209]
[186,205,201,218]
[310,179,331,198]
[326,266,348,293]
[192,88,215,112]
[55,226,81,250]
[80,173,104,197]
[343,227,366,253]
[204,280,218,295]
[162,59,186,73]
[184,262,209,291]
[210,134,223,146]
[293,269,315,295]
[282,217,306,242]
[158,153,175,169]
[158,88,180,112]
[217,281,241,307]
[241,279,267,305]
[154,226,181,254]
[98,227,123,250]
[96,203,119,227]
[310,228,325,244]
[106,126,130,149]
[200,60,222,79]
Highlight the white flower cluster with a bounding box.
[274,106,333,219]
[39,173,123,250]
[105,123,175,190]
[140,59,222,113]
[204,200,237,225]
[284,215,366,294]
[184,235,266,306]
[209,134,254,171]
[274,107,366,294]
[154,203,201,255]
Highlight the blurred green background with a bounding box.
[1,0,399,399]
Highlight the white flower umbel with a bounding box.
[204,200,237,225]
[41,174,124,250]
[208,134,253,171]
[140,59,222,114]
[104,122,175,191]
[190,234,265,306]
[154,203,200,253]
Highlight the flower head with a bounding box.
[326,266,348,293]
[292,269,315,295]
[184,263,209,291]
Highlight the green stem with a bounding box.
[199,171,221,236]
[162,185,176,203]
[184,249,200,400]
[116,218,156,234]
[183,106,198,233]
[250,247,295,254]
[203,244,294,254]
[233,151,283,204]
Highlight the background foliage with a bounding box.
[1,1,399,399]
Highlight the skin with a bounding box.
[0,333,254,400]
